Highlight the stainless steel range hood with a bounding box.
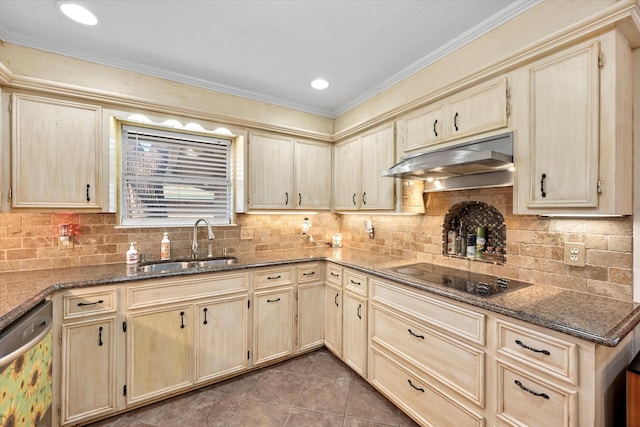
[382,132,514,192]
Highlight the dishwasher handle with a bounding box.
[0,305,52,369]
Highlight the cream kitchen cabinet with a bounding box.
[57,287,124,426]
[296,263,325,353]
[333,123,395,211]
[324,264,343,357]
[342,269,368,377]
[10,93,103,210]
[248,132,331,210]
[513,29,632,215]
[252,266,296,365]
[397,77,508,155]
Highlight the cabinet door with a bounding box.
[343,292,367,377]
[11,94,102,209]
[194,295,248,383]
[361,124,395,210]
[61,317,117,425]
[297,282,325,353]
[324,284,343,357]
[399,103,445,153]
[248,133,294,209]
[294,140,332,209]
[333,137,362,210]
[445,77,508,141]
[253,287,294,366]
[127,305,192,404]
[526,40,600,208]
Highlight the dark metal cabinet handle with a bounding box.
[86,184,91,202]
[408,329,425,339]
[267,275,281,280]
[514,380,550,399]
[454,112,459,131]
[267,298,281,303]
[331,272,340,277]
[303,272,315,276]
[334,293,339,307]
[433,119,438,137]
[203,307,208,325]
[298,193,302,205]
[408,379,425,392]
[357,304,362,319]
[540,174,547,198]
[180,311,185,329]
[285,192,289,205]
[350,280,362,286]
[78,300,104,307]
[352,193,357,206]
[515,339,551,356]
[98,326,103,346]
[362,192,367,205]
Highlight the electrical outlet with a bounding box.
[240,227,253,240]
[564,242,585,267]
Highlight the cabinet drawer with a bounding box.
[63,289,117,319]
[344,269,367,296]
[371,348,484,427]
[254,267,295,289]
[496,319,578,384]
[297,263,322,283]
[371,279,485,345]
[371,305,484,406]
[326,264,342,287]
[128,273,248,309]
[496,362,577,427]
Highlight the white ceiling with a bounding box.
[0,0,538,118]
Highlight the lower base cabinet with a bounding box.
[342,291,367,377]
[252,286,295,366]
[324,283,343,357]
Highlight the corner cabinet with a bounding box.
[248,132,331,210]
[10,93,103,210]
[513,29,632,215]
[334,123,396,211]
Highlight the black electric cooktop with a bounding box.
[382,263,530,297]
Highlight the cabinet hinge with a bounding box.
[598,53,605,69]
[295,290,298,301]
[247,351,250,360]
[57,405,61,416]
[295,314,298,323]
[597,179,603,195]
[123,385,127,396]
[122,321,127,332]
[8,99,12,112]
[59,330,62,345]
[7,188,11,199]
[248,300,251,309]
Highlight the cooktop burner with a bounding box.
[383,263,530,297]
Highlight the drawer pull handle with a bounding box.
[350,280,362,286]
[77,300,104,307]
[180,311,185,329]
[303,272,315,276]
[407,329,425,339]
[408,379,425,392]
[267,275,282,280]
[357,304,362,319]
[203,307,208,325]
[433,119,438,137]
[98,326,103,346]
[331,272,340,277]
[267,298,281,303]
[514,380,550,400]
[334,293,339,307]
[454,112,459,131]
[515,339,551,356]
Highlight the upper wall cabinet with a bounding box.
[334,123,395,211]
[248,132,331,210]
[513,30,632,215]
[398,77,509,154]
[11,93,103,210]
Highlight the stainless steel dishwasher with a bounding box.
[0,301,53,427]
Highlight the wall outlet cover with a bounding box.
[564,242,586,267]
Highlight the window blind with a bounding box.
[120,124,233,227]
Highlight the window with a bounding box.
[120,123,233,227]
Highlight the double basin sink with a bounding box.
[137,256,238,273]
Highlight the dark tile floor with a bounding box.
[87,349,420,427]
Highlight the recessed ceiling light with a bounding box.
[310,79,330,90]
[57,1,98,26]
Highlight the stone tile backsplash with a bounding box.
[0,187,632,301]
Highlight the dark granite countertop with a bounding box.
[2,247,639,346]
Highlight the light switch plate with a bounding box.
[564,242,585,267]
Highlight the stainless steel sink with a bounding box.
[137,257,237,273]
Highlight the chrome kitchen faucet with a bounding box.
[192,218,215,259]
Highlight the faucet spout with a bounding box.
[192,218,215,259]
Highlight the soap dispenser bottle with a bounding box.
[126,242,139,264]
[160,232,171,260]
